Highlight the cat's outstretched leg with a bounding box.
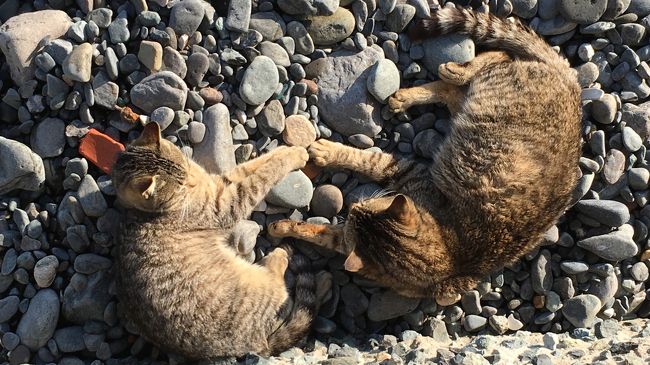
[308,140,425,184]
[216,146,309,226]
[438,51,511,85]
[388,81,464,114]
[268,220,350,255]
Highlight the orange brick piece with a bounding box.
[79,129,125,174]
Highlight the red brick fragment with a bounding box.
[79,129,125,174]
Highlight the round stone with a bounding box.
[130,71,189,113]
[282,115,316,147]
[34,255,59,288]
[31,118,65,158]
[310,184,344,218]
[16,289,60,350]
[591,94,617,124]
[188,121,206,144]
[169,0,205,35]
[422,34,475,75]
[239,56,279,105]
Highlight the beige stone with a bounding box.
[0,10,71,86]
[138,41,163,72]
[282,115,317,147]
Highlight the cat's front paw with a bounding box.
[388,89,409,113]
[283,146,309,170]
[268,219,296,237]
[308,139,341,166]
[438,62,468,85]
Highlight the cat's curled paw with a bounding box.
[388,90,409,113]
[284,146,309,169]
[308,139,341,166]
[438,62,469,86]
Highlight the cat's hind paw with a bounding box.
[308,139,341,166]
[435,293,462,306]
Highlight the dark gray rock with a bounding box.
[130,71,188,113]
[0,137,45,194]
[16,289,60,350]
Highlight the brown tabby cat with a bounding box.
[270,7,581,305]
[112,122,320,359]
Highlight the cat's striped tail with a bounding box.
[267,247,318,354]
[409,7,563,65]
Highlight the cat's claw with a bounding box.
[308,139,341,166]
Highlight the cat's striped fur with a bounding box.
[271,7,581,305]
[112,122,319,359]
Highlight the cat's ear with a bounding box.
[387,194,415,225]
[344,251,364,272]
[133,122,161,148]
[134,175,159,199]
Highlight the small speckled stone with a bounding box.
[282,115,316,147]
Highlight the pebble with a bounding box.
[239,56,279,105]
[0,137,45,194]
[16,289,60,350]
[2,332,20,351]
[464,315,488,332]
[562,294,601,328]
[348,134,374,149]
[226,0,252,32]
[161,47,188,79]
[591,94,617,124]
[34,256,59,288]
[307,46,383,136]
[595,319,619,338]
[367,59,400,103]
[130,71,189,113]
[577,231,639,261]
[278,0,339,15]
[193,104,237,174]
[574,199,630,227]
[385,4,416,33]
[138,40,163,72]
[63,43,93,83]
[266,171,314,209]
[249,12,286,41]
[108,17,129,44]
[74,254,112,274]
[0,296,19,323]
[305,8,355,45]
[31,118,65,158]
[602,149,626,184]
[169,0,205,35]
[283,115,317,147]
[311,185,344,218]
[77,175,108,217]
[188,121,207,144]
[186,53,210,87]
[258,100,286,136]
[559,0,607,23]
[531,250,552,294]
[288,21,315,55]
[422,34,476,75]
[54,326,85,353]
[260,41,291,67]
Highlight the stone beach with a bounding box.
[0,0,649,364]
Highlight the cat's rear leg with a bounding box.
[438,51,511,85]
[388,81,464,114]
[268,220,350,255]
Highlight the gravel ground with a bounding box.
[0,0,649,364]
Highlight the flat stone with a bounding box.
[239,56,279,105]
[266,170,314,209]
[305,7,355,46]
[54,326,85,353]
[225,0,252,32]
[278,0,340,15]
[577,231,639,261]
[306,46,384,137]
[161,46,188,79]
[76,174,107,217]
[31,118,65,158]
[0,137,45,194]
[130,71,188,113]
[287,21,315,55]
[0,296,19,323]
[559,0,607,23]
[283,115,316,147]
[16,289,60,350]
[34,255,59,288]
[73,254,112,274]
[0,10,72,87]
[385,4,416,33]
[259,41,291,67]
[62,271,112,323]
[574,199,630,227]
[193,104,236,174]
